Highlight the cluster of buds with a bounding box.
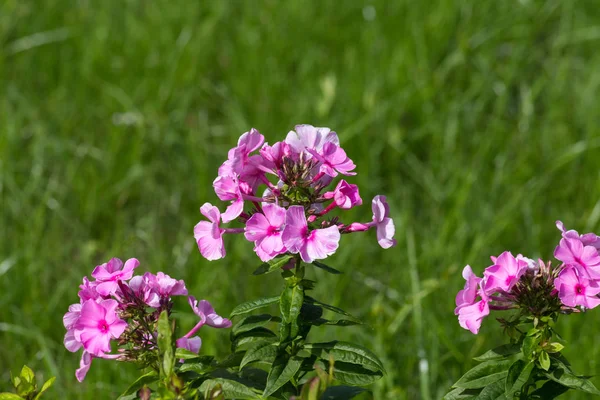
[194,125,396,263]
[63,258,231,381]
[455,220,600,334]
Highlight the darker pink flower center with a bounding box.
[97,320,109,333]
[267,226,279,236]
[575,284,584,295]
[505,275,515,286]
[478,300,487,312]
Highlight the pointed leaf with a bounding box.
[330,361,383,386]
[476,380,506,399]
[0,394,23,400]
[321,385,366,399]
[453,360,512,389]
[174,349,213,361]
[280,284,304,339]
[199,378,259,399]
[232,314,280,336]
[473,344,521,362]
[232,327,277,351]
[544,368,600,394]
[157,310,175,378]
[19,365,35,384]
[304,341,384,373]
[253,255,293,276]
[539,351,550,371]
[312,261,342,274]
[34,377,56,400]
[263,356,304,397]
[118,371,158,398]
[240,341,278,370]
[442,387,478,400]
[177,356,215,373]
[505,360,534,398]
[230,297,280,318]
[304,297,361,322]
[530,380,569,399]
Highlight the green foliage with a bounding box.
[1,366,55,400]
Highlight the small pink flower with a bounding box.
[74,299,128,356]
[285,124,339,156]
[147,272,188,298]
[555,266,600,309]
[372,195,396,249]
[323,180,362,210]
[128,274,161,308]
[282,206,340,263]
[76,351,93,382]
[188,296,232,328]
[194,203,226,261]
[213,175,245,223]
[64,303,83,352]
[455,265,482,313]
[176,336,202,354]
[78,277,101,302]
[260,141,292,171]
[457,289,489,335]
[307,142,356,177]
[556,220,600,250]
[554,237,600,279]
[244,203,287,261]
[483,251,527,294]
[91,258,140,296]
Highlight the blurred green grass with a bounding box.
[1,0,600,398]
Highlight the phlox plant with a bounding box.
[62,124,394,399]
[446,221,600,399]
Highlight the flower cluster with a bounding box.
[455,221,600,334]
[194,125,396,263]
[63,257,231,381]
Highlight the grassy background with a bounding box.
[2,0,600,398]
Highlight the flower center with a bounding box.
[575,284,584,295]
[505,275,515,287]
[97,320,109,333]
[266,225,279,236]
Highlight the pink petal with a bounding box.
[376,218,396,249]
[76,352,93,382]
[222,198,244,223]
[64,330,82,352]
[200,203,221,224]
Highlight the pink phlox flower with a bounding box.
[323,180,362,210]
[176,336,202,354]
[516,254,538,271]
[282,205,340,263]
[64,303,83,352]
[244,203,287,261]
[147,272,188,298]
[556,220,600,250]
[306,142,356,177]
[91,258,140,296]
[554,237,600,279]
[285,124,339,156]
[371,195,396,249]
[128,274,161,308]
[78,277,101,302]
[554,266,600,309]
[483,251,527,294]
[188,296,232,328]
[73,299,128,356]
[213,175,245,223]
[457,289,489,335]
[194,203,226,261]
[260,141,292,171]
[454,265,482,313]
[76,351,93,382]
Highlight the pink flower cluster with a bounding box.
[194,125,396,263]
[454,220,600,334]
[64,257,230,381]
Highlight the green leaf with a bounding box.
[544,368,600,394]
[34,376,56,400]
[232,314,280,336]
[522,334,539,359]
[539,351,550,371]
[16,381,34,398]
[263,356,304,397]
[505,360,534,398]
[230,297,280,318]
[280,284,304,339]
[19,365,35,384]
[174,349,213,361]
[157,310,175,378]
[321,385,366,399]
[232,327,277,351]
[309,318,362,327]
[442,387,478,400]
[304,297,362,323]
[544,342,565,354]
[199,378,259,399]
[118,371,158,398]
[453,360,512,389]
[303,341,385,373]
[312,261,342,274]
[330,361,384,386]
[240,341,278,370]
[213,352,245,368]
[530,380,569,399]
[473,344,521,362]
[0,394,24,400]
[475,380,506,400]
[253,255,293,275]
[177,356,215,374]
